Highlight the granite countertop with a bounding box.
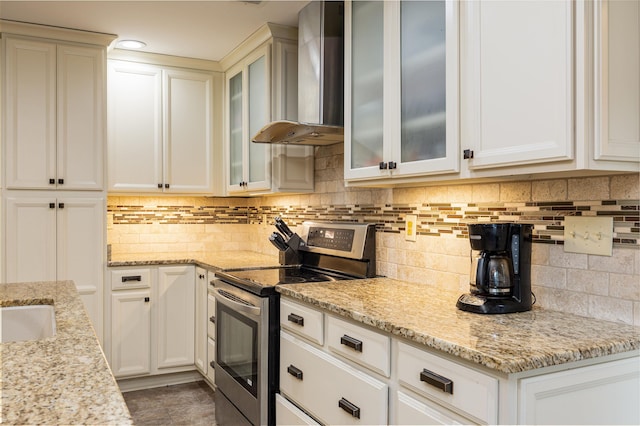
[0,281,132,425]
[277,278,640,374]
[108,250,280,270]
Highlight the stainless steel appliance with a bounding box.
[213,220,376,425]
[457,223,534,314]
[252,1,345,146]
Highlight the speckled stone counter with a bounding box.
[277,278,640,374]
[108,250,279,270]
[0,280,132,425]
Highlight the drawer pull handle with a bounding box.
[340,335,363,352]
[420,368,453,394]
[122,275,142,282]
[287,313,304,326]
[287,365,303,380]
[338,397,360,419]
[209,316,215,324]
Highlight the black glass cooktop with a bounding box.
[215,265,357,296]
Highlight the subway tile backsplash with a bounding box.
[107,147,639,326]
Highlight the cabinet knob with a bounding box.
[49,202,56,209]
[49,179,56,185]
[144,297,150,303]
[58,178,64,185]
[165,183,170,189]
[199,274,205,279]
[340,334,363,352]
[463,149,474,159]
[58,203,64,209]
[388,161,397,169]
[287,365,303,380]
[338,397,360,419]
[158,183,163,188]
[420,368,453,394]
[379,162,388,170]
[287,313,304,326]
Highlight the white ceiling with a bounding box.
[0,0,310,61]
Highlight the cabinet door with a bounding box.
[3,193,57,282]
[4,38,56,189]
[57,44,105,189]
[594,0,640,162]
[345,0,459,180]
[164,69,214,193]
[226,47,272,193]
[111,289,152,377]
[461,0,574,169]
[195,267,208,374]
[56,195,105,338]
[107,60,163,192]
[156,265,195,369]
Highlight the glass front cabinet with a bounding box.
[345,0,459,183]
[223,25,314,195]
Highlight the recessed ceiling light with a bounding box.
[117,40,147,49]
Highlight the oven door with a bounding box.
[213,279,268,426]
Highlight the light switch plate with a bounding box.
[563,216,613,256]
[405,214,417,242]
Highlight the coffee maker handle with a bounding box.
[475,253,489,293]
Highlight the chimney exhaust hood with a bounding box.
[252,1,344,146]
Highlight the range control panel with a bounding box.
[306,227,355,252]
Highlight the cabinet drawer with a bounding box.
[280,298,323,345]
[276,393,320,425]
[111,268,151,290]
[207,292,216,339]
[206,337,215,384]
[280,331,388,425]
[395,391,468,425]
[397,341,498,424]
[327,315,390,377]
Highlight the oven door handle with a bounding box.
[213,288,261,317]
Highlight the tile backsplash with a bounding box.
[108,146,639,325]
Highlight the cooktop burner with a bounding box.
[215,265,357,296]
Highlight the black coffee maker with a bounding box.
[457,223,533,314]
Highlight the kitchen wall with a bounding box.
[108,145,640,326]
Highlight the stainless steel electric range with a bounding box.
[212,219,376,426]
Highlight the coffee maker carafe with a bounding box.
[457,223,533,314]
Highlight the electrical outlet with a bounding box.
[564,216,613,256]
[405,214,417,242]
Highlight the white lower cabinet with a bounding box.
[518,356,640,425]
[195,267,208,375]
[107,265,195,379]
[280,331,388,425]
[279,296,640,425]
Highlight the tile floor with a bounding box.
[123,381,217,425]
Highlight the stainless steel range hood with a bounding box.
[252,1,344,146]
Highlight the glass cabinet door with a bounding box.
[400,0,446,163]
[350,0,384,170]
[228,71,243,186]
[248,55,268,185]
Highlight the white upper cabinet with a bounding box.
[345,0,459,182]
[460,0,574,170]
[3,36,105,190]
[593,0,640,165]
[223,24,314,196]
[107,59,219,194]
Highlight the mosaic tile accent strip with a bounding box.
[108,199,640,248]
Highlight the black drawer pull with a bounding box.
[287,313,304,326]
[340,335,363,352]
[287,365,303,380]
[122,275,142,282]
[144,297,150,302]
[420,368,453,394]
[338,397,360,419]
[209,316,215,324]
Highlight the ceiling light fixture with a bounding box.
[117,40,147,49]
